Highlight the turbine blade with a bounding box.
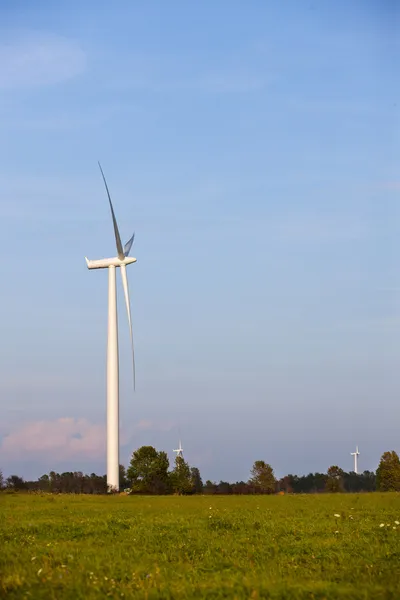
[98,162,125,260]
[124,233,135,257]
[120,264,136,391]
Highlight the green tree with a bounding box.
[119,464,129,490]
[127,446,170,494]
[171,456,193,495]
[376,451,400,491]
[217,481,233,494]
[325,465,344,493]
[203,480,217,494]
[6,475,26,491]
[249,461,276,494]
[190,467,203,494]
[49,471,59,493]
[38,474,50,491]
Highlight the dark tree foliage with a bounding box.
[2,449,393,496]
[326,466,345,493]
[285,473,327,493]
[281,470,377,494]
[231,481,250,494]
[33,471,108,494]
[6,475,27,491]
[376,451,400,491]
[249,461,276,494]
[343,470,376,492]
[127,446,170,494]
[277,476,293,494]
[203,480,218,495]
[170,456,193,495]
[190,467,203,494]
[216,481,233,494]
[119,464,130,490]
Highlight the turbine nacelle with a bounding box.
[85,256,137,270]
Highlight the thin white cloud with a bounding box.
[106,52,265,94]
[284,97,379,116]
[381,182,400,191]
[135,419,176,432]
[270,213,367,243]
[0,417,176,461]
[0,373,95,394]
[0,102,147,132]
[336,315,400,334]
[110,71,265,94]
[0,108,110,131]
[191,211,367,244]
[0,31,86,89]
[0,418,105,460]
[0,171,367,245]
[188,71,265,94]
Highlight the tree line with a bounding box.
[1,448,400,495]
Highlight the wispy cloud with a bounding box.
[0,373,94,394]
[335,315,400,334]
[0,106,114,131]
[111,71,266,94]
[183,71,266,94]
[269,213,367,243]
[0,169,368,245]
[0,418,105,460]
[0,417,176,461]
[106,52,265,95]
[0,102,147,132]
[135,419,176,433]
[381,182,400,192]
[190,210,368,244]
[283,97,379,116]
[0,31,86,89]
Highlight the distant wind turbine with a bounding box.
[351,446,360,474]
[173,440,184,459]
[85,162,136,492]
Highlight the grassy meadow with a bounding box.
[0,492,399,599]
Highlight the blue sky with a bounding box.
[0,1,399,482]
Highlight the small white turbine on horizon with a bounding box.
[85,162,136,492]
[351,446,360,474]
[173,440,184,459]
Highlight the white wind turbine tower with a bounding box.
[85,162,136,492]
[351,446,360,474]
[173,440,184,459]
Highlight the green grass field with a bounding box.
[1,493,399,599]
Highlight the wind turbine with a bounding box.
[351,446,360,474]
[85,162,136,492]
[173,440,184,459]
